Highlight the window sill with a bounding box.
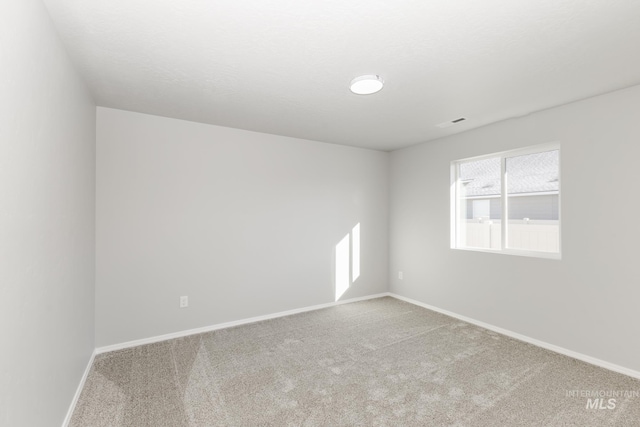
[452,246,562,260]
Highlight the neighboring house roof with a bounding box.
[460,150,559,197]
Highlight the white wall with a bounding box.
[0,1,96,426]
[390,84,640,372]
[96,108,389,347]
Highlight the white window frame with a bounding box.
[450,142,561,260]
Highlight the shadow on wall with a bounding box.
[335,223,360,301]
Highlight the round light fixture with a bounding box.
[349,75,384,95]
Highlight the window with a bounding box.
[451,143,560,258]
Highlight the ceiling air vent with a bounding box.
[436,117,467,128]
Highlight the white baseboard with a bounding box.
[96,292,391,355]
[62,349,96,427]
[388,293,640,380]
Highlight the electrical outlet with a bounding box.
[180,296,188,308]
[398,271,404,280]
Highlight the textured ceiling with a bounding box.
[43,0,640,151]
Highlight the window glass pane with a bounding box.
[506,150,559,252]
[457,157,501,249]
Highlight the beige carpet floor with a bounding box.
[70,297,640,426]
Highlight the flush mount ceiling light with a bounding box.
[350,75,384,95]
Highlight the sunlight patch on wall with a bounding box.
[335,233,350,301]
[335,223,361,301]
[351,223,360,282]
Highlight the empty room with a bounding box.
[3,0,640,426]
